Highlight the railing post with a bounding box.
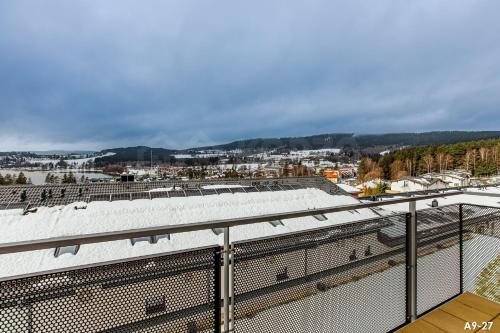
[230,243,235,332]
[459,203,463,294]
[223,227,230,333]
[214,248,222,333]
[407,201,417,322]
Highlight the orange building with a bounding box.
[323,169,340,183]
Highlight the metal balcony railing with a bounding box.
[0,191,499,333]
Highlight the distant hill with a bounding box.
[195,131,500,151]
[96,131,500,163]
[195,133,355,151]
[98,146,176,164]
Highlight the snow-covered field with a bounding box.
[25,152,116,167]
[235,235,499,333]
[0,189,377,278]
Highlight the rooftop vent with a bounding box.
[313,214,328,221]
[269,220,284,227]
[151,234,170,243]
[130,236,152,246]
[54,245,80,258]
[131,235,170,245]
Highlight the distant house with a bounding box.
[323,169,340,183]
[390,176,448,193]
[421,171,471,187]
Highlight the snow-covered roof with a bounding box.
[0,188,377,278]
[336,183,361,193]
[375,191,500,216]
[3,184,499,279]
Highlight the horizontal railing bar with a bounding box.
[0,191,462,255]
[461,191,500,197]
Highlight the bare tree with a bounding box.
[472,149,477,171]
[464,150,474,172]
[444,154,453,170]
[405,158,416,176]
[479,147,489,162]
[422,154,434,173]
[390,160,406,180]
[491,144,500,173]
[436,152,445,173]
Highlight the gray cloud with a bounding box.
[0,0,499,150]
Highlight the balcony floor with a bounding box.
[397,292,500,333]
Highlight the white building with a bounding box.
[390,177,448,193]
[421,171,471,187]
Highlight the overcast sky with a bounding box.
[1,1,499,151]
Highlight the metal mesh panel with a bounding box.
[462,204,500,303]
[232,214,408,333]
[0,247,220,333]
[416,205,461,315]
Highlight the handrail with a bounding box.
[0,191,463,255]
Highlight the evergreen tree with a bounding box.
[358,159,368,181]
[16,172,27,184]
[67,171,76,184]
[4,174,13,185]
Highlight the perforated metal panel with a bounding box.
[416,204,461,315]
[232,214,408,333]
[0,247,220,333]
[461,204,500,303]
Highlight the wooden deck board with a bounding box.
[396,319,446,333]
[440,298,492,323]
[490,315,500,333]
[397,292,500,333]
[422,309,468,333]
[455,293,500,317]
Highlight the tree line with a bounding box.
[358,138,500,182]
[0,172,29,185]
[45,172,82,184]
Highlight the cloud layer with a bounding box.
[1,0,499,150]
